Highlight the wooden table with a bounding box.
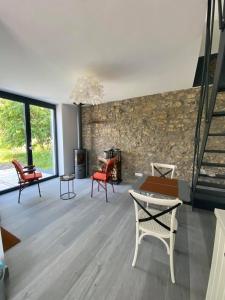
[140,176,178,197]
[134,175,191,203]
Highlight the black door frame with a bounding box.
[24,103,33,166]
[0,90,59,195]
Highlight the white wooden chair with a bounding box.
[151,163,176,179]
[129,189,182,283]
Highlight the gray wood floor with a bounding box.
[0,178,216,300]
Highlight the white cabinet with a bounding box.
[206,209,225,300]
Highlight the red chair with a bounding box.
[91,157,116,202]
[12,159,42,203]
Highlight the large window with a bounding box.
[0,92,58,193]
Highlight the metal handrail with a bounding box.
[218,0,225,30]
[192,0,225,206]
[191,0,220,200]
[191,0,214,191]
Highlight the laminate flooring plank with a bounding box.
[62,208,134,300]
[187,207,216,300]
[9,215,106,300]
[40,202,133,300]
[6,194,122,296]
[107,238,168,300]
[0,178,215,300]
[0,177,82,210]
[10,195,132,299]
[165,206,190,300]
[6,198,104,290]
[1,180,91,237]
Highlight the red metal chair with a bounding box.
[12,159,42,203]
[91,157,116,202]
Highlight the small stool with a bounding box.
[60,174,76,200]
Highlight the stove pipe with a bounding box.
[74,103,87,178]
[77,103,82,149]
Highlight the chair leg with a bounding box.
[173,233,176,250]
[91,179,94,197]
[105,181,108,202]
[132,222,139,267]
[18,184,22,204]
[37,181,41,197]
[139,230,143,244]
[111,182,115,193]
[170,234,175,283]
[98,182,100,192]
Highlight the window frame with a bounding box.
[0,90,59,195]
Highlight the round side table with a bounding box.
[60,174,76,200]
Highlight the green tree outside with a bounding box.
[0,98,53,170]
[0,99,25,148]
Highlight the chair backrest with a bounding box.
[105,157,116,175]
[129,189,182,233]
[151,163,176,179]
[12,159,25,181]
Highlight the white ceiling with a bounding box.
[0,0,207,104]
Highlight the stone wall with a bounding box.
[82,87,225,182]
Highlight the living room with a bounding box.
[0,1,225,299]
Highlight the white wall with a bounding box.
[57,103,77,175]
[199,4,224,57]
[199,21,221,56]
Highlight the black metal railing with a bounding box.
[192,0,225,205]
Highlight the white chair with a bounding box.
[129,189,182,283]
[151,163,176,179]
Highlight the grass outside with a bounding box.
[0,146,52,170]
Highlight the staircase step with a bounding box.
[218,87,225,93]
[205,149,225,153]
[197,181,225,190]
[201,161,225,167]
[193,188,225,210]
[212,111,225,117]
[208,132,225,136]
[199,173,225,179]
[194,185,225,196]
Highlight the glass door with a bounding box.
[0,92,58,194]
[30,105,56,177]
[0,98,27,191]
